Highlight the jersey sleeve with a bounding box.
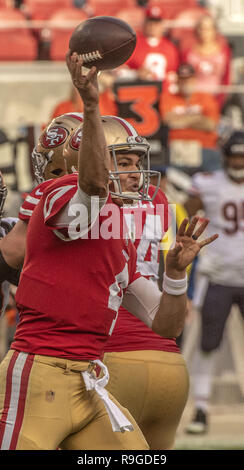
[190,172,218,211]
[42,180,78,227]
[122,276,161,328]
[18,180,52,222]
[190,172,212,197]
[43,175,108,240]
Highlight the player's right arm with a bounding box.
[66,52,110,198]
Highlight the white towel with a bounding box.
[82,359,134,433]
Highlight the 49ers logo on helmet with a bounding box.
[41,126,68,148]
[70,129,82,150]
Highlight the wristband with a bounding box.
[163,273,188,296]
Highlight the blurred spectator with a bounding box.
[184,129,244,434]
[125,5,179,86]
[180,14,232,110]
[72,0,86,7]
[50,86,84,119]
[160,63,221,175]
[50,78,117,120]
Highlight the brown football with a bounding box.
[69,16,137,71]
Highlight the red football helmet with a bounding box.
[32,112,83,183]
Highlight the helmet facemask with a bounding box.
[63,115,161,202]
[109,144,161,203]
[102,116,161,202]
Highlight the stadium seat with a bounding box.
[22,0,73,20]
[0,7,37,60]
[88,0,135,17]
[116,7,146,34]
[0,0,13,7]
[169,6,209,49]
[148,0,197,19]
[48,8,88,61]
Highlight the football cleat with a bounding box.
[185,408,208,435]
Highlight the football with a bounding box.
[69,16,137,71]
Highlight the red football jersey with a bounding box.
[13,174,141,361]
[19,180,53,222]
[126,34,179,82]
[105,187,180,354]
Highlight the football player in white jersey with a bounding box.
[184,129,244,434]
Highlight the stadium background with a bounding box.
[0,0,244,449]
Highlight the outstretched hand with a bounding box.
[166,216,218,276]
[66,50,99,110]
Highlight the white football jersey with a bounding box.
[192,170,244,286]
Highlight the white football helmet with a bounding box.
[32,112,83,183]
[64,115,161,201]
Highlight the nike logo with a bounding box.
[35,188,43,196]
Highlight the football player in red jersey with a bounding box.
[0,53,217,450]
[63,119,189,450]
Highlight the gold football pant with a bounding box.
[103,350,189,450]
[0,350,148,450]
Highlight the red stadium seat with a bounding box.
[0,7,37,60]
[148,0,197,19]
[22,0,73,20]
[88,0,135,17]
[48,8,88,61]
[0,0,13,7]
[170,6,209,49]
[116,7,146,34]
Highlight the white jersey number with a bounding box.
[136,214,161,279]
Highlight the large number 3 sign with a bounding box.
[114,80,162,138]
